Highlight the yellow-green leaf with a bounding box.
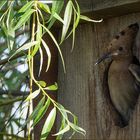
[80,15,103,22]
[14,9,35,30]
[9,41,38,60]
[41,107,56,140]
[60,1,72,44]
[44,83,58,91]
[41,39,51,72]
[25,89,40,101]
[53,125,70,136]
[38,81,46,88]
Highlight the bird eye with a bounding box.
[119,47,123,51]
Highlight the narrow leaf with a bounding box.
[18,1,34,13]
[60,1,72,43]
[80,15,103,22]
[41,39,51,72]
[53,125,70,136]
[25,89,40,101]
[31,23,42,57]
[52,12,64,24]
[38,47,43,76]
[69,123,86,136]
[14,9,35,30]
[9,41,38,60]
[47,0,64,29]
[41,107,56,140]
[0,1,7,9]
[44,83,58,91]
[38,2,51,14]
[33,99,50,126]
[29,96,45,120]
[41,24,66,73]
[56,119,66,140]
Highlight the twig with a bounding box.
[0,50,27,65]
[0,96,27,107]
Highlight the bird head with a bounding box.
[95,23,139,65]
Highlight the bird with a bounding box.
[95,23,140,127]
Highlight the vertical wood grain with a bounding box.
[57,13,140,139]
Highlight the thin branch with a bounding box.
[0,132,27,140]
[0,96,27,107]
[0,50,28,65]
[0,90,29,96]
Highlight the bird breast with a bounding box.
[108,59,136,116]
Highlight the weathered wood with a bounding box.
[57,13,140,139]
[77,0,140,19]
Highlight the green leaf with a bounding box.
[25,89,40,101]
[69,122,86,136]
[18,1,34,13]
[7,29,15,50]
[56,119,66,140]
[41,107,56,140]
[33,98,50,126]
[29,96,45,120]
[14,9,35,30]
[53,125,70,136]
[38,81,46,88]
[41,39,51,72]
[47,0,64,29]
[52,12,64,24]
[70,0,80,51]
[38,47,43,76]
[31,23,42,57]
[38,2,51,14]
[60,1,72,44]
[80,15,103,22]
[44,83,58,91]
[9,41,38,60]
[41,24,66,73]
[0,1,7,9]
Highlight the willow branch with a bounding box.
[0,96,27,107]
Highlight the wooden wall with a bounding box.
[57,2,140,139]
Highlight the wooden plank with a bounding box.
[57,12,140,139]
[77,0,140,19]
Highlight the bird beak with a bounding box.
[95,52,112,65]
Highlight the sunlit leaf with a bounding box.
[38,2,51,14]
[56,118,66,140]
[52,12,64,24]
[31,23,42,57]
[69,122,86,136]
[38,81,46,88]
[7,29,15,50]
[29,96,45,120]
[41,39,51,72]
[41,24,66,73]
[18,1,34,13]
[47,0,64,29]
[41,107,56,140]
[53,125,70,136]
[44,83,58,91]
[60,0,72,44]
[14,9,35,30]
[33,98,50,126]
[38,47,43,76]
[80,15,103,22]
[9,41,38,60]
[25,89,40,101]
